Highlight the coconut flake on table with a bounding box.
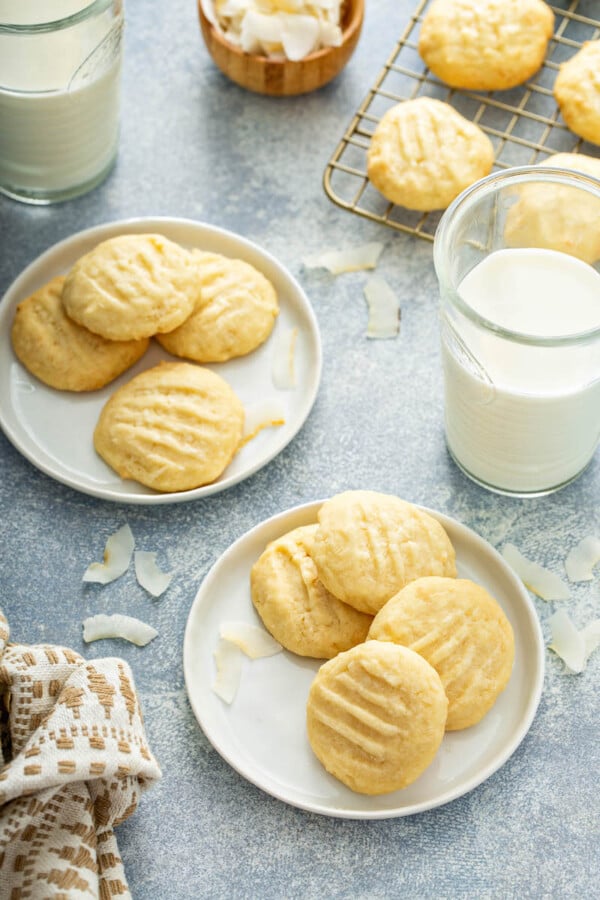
[212,637,245,703]
[82,613,158,647]
[240,400,286,447]
[210,0,343,59]
[219,621,283,658]
[564,535,600,582]
[83,524,135,585]
[364,275,400,339]
[502,543,570,601]
[303,242,384,274]
[134,551,174,597]
[548,609,600,674]
[271,326,298,390]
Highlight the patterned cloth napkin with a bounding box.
[0,609,161,899]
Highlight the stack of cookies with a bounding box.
[11,232,280,492]
[250,490,515,795]
[367,0,599,213]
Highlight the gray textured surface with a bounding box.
[0,1,599,897]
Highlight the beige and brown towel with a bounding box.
[0,610,161,899]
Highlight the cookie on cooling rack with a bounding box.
[11,276,149,391]
[554,41,600,146]
[156,250,279,363]
[418,0,554,91]
[368,576,515,731]
[310,490,457,615]
[504,152,600,264]
[94,361,244,492]
[62,233,199,341]
[306,640,448,795]
[366,98,494,211]
[250,524,373,659]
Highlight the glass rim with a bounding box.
[433,165,600,348]
[0,0,115,33]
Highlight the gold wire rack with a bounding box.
[323,0,600,242]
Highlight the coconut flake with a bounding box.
[364,275,400,339]
[502,543,570,601]
[134,551,174,598]
[82,613,158,647]
[548,610,586,673]
[565,535,600,582]
[220,621,283,658]
[271,326,298,390]
[239,400,286,448]
[548,610,600,674]
[303,242,384,275]
[212,637,244,704]
[83,524,135,585]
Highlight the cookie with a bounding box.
[94,361,244,492]
[368,576,515,730]
[418,0,554,91]
[366,98,494,211]
[504,153,600,264]
[554,41,600,146]
[250,525,372,659]
[62,233,198,341]
[156,251,279,363]
[10,276,149,391]
[306,641,448,795]
[311,491,457,615]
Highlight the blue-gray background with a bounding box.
[0,1,598,897]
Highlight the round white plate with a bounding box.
[0,217,321,504]
[184,500,545,819]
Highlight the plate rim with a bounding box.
[183,498,545,819]
[0,216,322,505]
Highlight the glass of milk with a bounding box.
[434,166,600,497]
[0,0,124,204]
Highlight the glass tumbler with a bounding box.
[0,0,124,204]
[434,166,600,497]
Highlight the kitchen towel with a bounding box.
[0,609,161,899]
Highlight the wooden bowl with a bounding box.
[198,0,365,96]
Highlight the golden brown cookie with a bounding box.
[368,576,515,730]
[10,276,149,391]
[504,153,600,264]
[156,251,279,363]
[311,491,457,615]
[250,524,372,659]
[554,41,600,146]
[306,640,448,794]
[418,0,554,91]
[62,233,198,341]
[94,361,244,492]
[367,98,494,211]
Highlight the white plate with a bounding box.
[0,217,321,504]
[184,500,545,819]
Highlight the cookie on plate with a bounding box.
[366,98,494,211]
[554,41,600,146]
[311,491,457,615]
[250,524,372,659]
[504,152,600,264]
[306,640,448,795]
[10,276,149,391]
[418,0,554,91]
[94,361,244,492]
[62,233,199,341]
[368,576,515,730]
[156,251,279,363]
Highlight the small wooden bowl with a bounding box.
[198,0,364,96]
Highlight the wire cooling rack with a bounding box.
[323,0,600,242]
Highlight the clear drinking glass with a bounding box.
[434,166,600,497]
[0,0,124,204]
